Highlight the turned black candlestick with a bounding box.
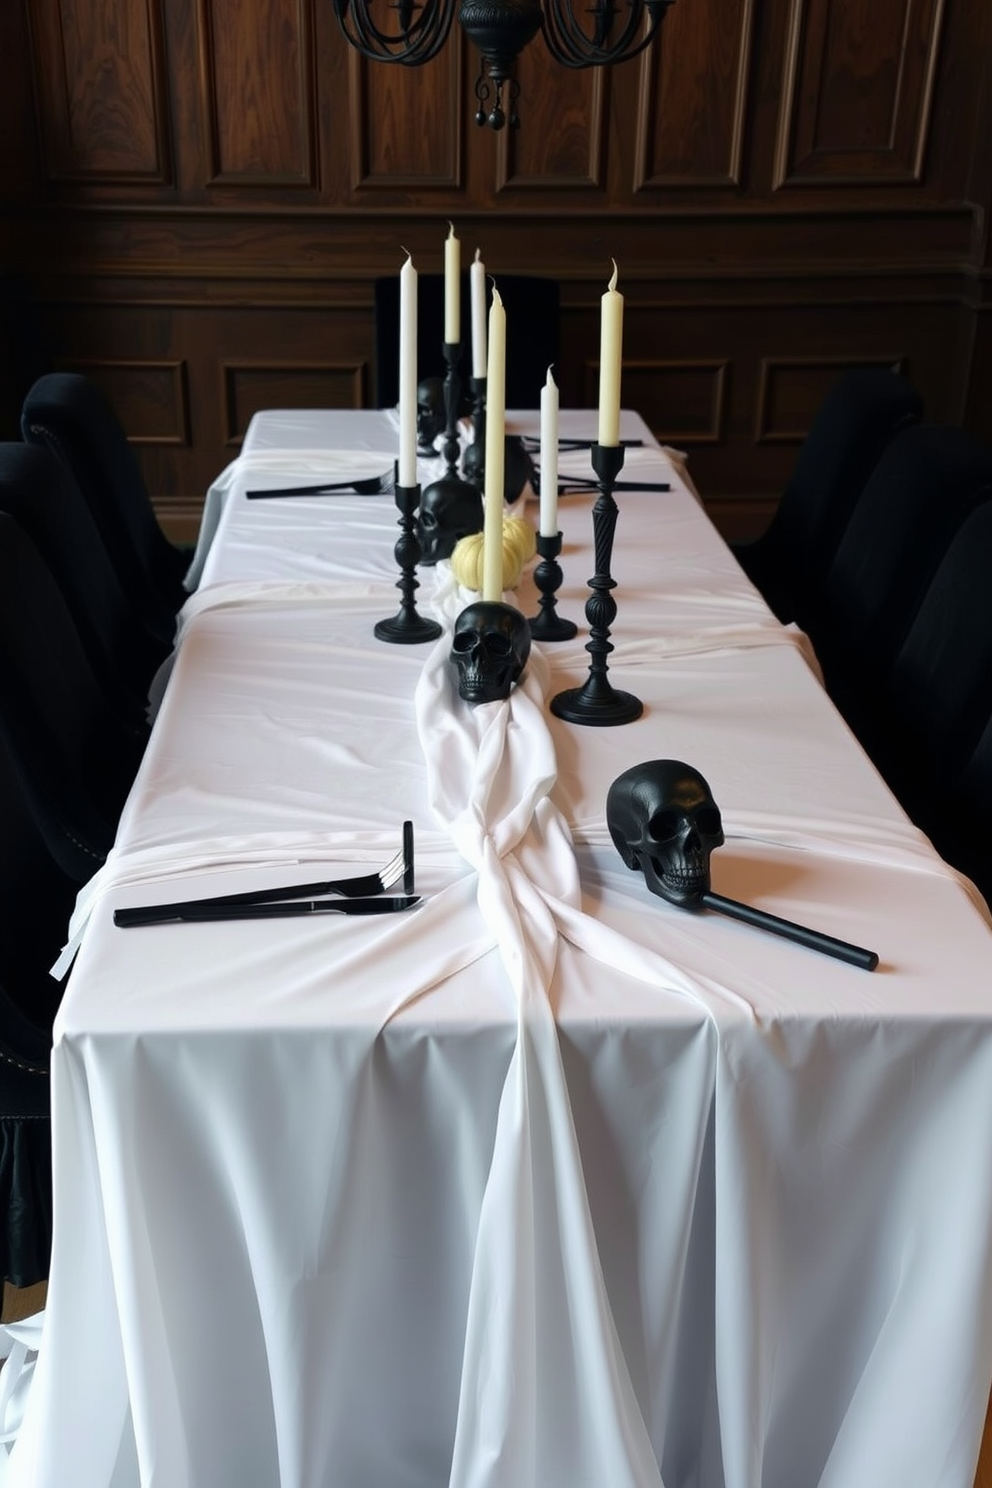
[528,531,576,641]
[442,341,463,479]
[464,374,486,486]
[374,465,442,644]
[550,443,643,725]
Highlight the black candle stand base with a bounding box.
[550,678,643,726]
[549,442,643,726]
[528,531,576,642]
[375,472,442,645]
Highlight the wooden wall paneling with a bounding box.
[63,356,190,442]
[196,0,317,187]
[222,360,365,444]
[633,0,755,190]
[495,48,606,190]
[774,0,946,187]
[26,0,172,183]
[754,354,907,441]
[347,43,463,190]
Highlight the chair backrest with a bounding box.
[374,273,559,411]
[855,499,992,903]
[734,367,923,624]
[0,511,146,834]
[21,372,188,640]
[0,442,169,726]
[814,425,992,717]
[0,972,52,1288]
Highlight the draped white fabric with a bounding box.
[10,411,992,1488]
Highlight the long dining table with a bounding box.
[10,407,992,1488]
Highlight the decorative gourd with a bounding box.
[450,517,536,593]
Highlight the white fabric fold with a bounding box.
[413,579,748,1488]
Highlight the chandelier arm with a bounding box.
[540,0,670,67]
[333,0,457,62]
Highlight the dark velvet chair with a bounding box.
[0,442,170,730]
[732,368,923,627]
[373,272,560,412]
[0,975,52,1289]
[811,424,992,739]
[0,512,146,837]
[857,498,992,906]
[21,372,189,643]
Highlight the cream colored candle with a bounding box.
[398,251,418,488]
[539,366,559,537]
[597,260,624,448]
[482,286,506,603]
[471,249,487,379]
[445,223,460,344]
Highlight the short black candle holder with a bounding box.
[442,340,463,479]
[528,531,577,641]
[550,443,643,725]
[374,466,443,644]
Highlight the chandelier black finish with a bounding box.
[332,0,675,130]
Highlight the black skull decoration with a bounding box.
[606,760,725,907]
[449,601,532,704]
[417,377,445,454]
[418,477,484,566]
[462,435,535,505]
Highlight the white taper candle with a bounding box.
[398,251,418,488]
[540,367,559,538]
[471,249,487,379]
[482,286,506,603]
[598,260,624,448]
[445,223,460,344]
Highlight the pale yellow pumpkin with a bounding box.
[450,517,536,593]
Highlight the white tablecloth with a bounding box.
[10,411,992,1488]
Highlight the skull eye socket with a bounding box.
[647,809,681,843]
[695,807,722,836]
[452,631,477,654]
[485,634,513,657]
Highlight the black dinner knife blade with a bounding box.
[114,896,420,927]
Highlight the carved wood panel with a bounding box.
[775,0,946,185]
[197,0,316,185]
[755,355,907,441]
[497,49,605,189]
[64,359,189,442]
[27,0,170,181]
[223,362,365,442]
[349,46,463,188]
[634,0,754,189]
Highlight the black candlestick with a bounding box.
[550,443,643,725]
[375,465,442,644]
[528,531,576,641]
[463,375,486,486]
[442,341,463,479]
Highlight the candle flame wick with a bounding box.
[608,258,618,292]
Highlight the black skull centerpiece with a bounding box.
[606,759,724,907]
[417,477,484,566]
[417,377,445,454]
[449,601,532,704]
[462,434,535,505]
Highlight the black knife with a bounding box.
[114,896,421,927]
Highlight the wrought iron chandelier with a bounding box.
[332,0,676,131]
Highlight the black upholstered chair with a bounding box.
[811,424,992,739]
[732,368,923,627]
[0,512,147,836]
[856,499,992,900]
[21,372,189,642]
[0,443,170,729]
[0,975,51,1288]
[374,273,560,412]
